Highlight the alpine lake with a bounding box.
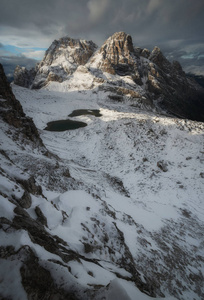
[44,109,102,132]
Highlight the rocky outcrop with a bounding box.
[87,32,154,109]
[149,46,172,71]
[20,247,79,300]
[32,37,97,89]
[43,37,97,68]
[0,63,44,145]
[14,65,36,88]
[91,32,142,84]
[98,32,135,75]
[140,48,151,59]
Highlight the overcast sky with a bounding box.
[0,0,204,78]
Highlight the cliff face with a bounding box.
[13,32,204,122]
[97,32,136,75]
[90,32,144,85]
[0,63,44,144]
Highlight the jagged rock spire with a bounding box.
[149,46,171,70]
[98,32,135,75]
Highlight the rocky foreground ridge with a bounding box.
[14,32,204,122]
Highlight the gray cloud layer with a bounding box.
[0,0,204,75]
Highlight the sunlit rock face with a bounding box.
[98,32,136,75]
[90,31,143,86]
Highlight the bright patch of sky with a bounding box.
[181,53,197,60]
[198,54,204,59]
[181,52,204,60]
[1,44,46,60]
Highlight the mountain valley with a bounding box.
[0,32,204,300]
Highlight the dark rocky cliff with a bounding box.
[0,63,44,145]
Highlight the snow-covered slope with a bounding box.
[1,79,202,300]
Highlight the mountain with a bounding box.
[1,30,204,300]
[14,32,204,122]
[14,37,97,89]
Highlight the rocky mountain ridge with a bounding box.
[14,32,204,122]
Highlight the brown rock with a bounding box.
[19,191,32,209]
[99,32,136,75]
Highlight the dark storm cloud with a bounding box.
[0,0,203,44]
[0,0,204,74]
